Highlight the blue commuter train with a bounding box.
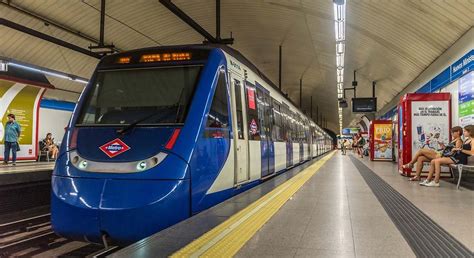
[51,45,333,245]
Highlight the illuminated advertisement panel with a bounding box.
[398,93,451,177]
[0,79,45,161]
[372,122,393,160]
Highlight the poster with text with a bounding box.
[459,71,474,127]
[374,123,392,160]
[0,79,45,161]
[411,100,450,171]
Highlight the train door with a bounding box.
[298,118,304,163]
[229,73,250,185]
[309,125,314,158]
[256,84,275,177]
[281,104,293,168]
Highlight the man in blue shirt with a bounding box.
[3,114,21,165]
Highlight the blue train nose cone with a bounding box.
[51,176,191,244]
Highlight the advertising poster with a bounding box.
[459,71,474,127]
[374,123,392,160]
[0,79,45,161]
[410,100,450,171]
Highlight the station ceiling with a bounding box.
[1,0,472,131]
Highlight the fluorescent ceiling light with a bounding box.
[334,2,346,21]
[333,0,346,116]
[8,62,89,85]
[0,60,7,72]
[336,54,344,68]
[74,78,89,84]
[335,21,345,41]
[337,42,345,54]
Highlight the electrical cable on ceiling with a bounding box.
[81,0,163,46]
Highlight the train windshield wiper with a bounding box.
[117,88,185,135]
[117,110,164,135]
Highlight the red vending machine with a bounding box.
[398,93,451,177]
[369,120,393,161]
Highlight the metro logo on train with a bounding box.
[99,138,131,158]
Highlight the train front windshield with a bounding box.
[77,66,202,126]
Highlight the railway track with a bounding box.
[0,214,120,257]
[0,213,50,236]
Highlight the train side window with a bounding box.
[206,70,229,129]
[234,79,244,139]
[272,100,282,141]
[245,81,260,140]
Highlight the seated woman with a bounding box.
[420,125,474,187]
[403,126,463,181]
[42,133,59,159]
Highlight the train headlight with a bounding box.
[136,161,147,171]
[71,156,79,164]
[79,160,88,169]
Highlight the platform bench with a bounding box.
[449,156,474,190]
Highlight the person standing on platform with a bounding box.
[356,133,365,158]
[3,114,21,166]
[341,139,347,155]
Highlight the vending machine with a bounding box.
[369,120,393,161]
[398,93,451,177]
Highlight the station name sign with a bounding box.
[451,50,473,81]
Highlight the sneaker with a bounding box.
[419,179,430,186]
[424,181,440,187]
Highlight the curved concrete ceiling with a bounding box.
[0,0,472,132]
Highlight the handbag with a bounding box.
[16,142,20,152]
[441,144,453,157]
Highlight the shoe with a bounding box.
[424,181,440,187]
[419,179,430,186]
[2,161,7,165]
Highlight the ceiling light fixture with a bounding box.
[333,0,346,134]
[7,61,89,85]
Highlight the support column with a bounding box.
[99,0,106,45]
[216,0,221,40]
[279,45,282,91]
[299,78,302,108]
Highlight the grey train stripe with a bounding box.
[349,157,473,258]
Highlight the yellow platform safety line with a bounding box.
[171,151,336,258]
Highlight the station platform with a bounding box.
[0,162,54,186]
[112,152,473,258]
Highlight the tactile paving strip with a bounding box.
[350,156,473,257]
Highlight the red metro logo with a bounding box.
[99,138,131,158]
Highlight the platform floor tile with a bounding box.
[236,153,415,258]
[356,155,474,251]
